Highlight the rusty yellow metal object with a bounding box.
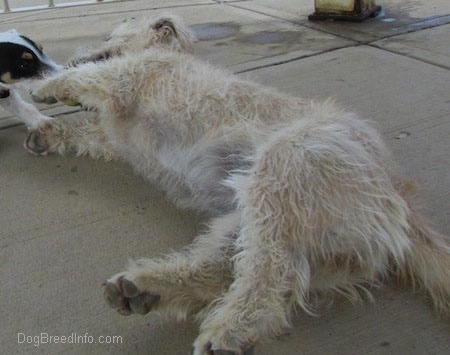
[309,0,381,22]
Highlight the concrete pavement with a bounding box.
[1,1,449,354]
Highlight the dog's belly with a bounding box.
[155,141,254,213]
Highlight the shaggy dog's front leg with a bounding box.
[31,69,94,108]
[104,212,239,321]
[28,60,138,157]
[24,113,117,159]
[31,61,125,111]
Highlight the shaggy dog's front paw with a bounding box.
[103,274,160,316]
[31,79,71,105]
[24,129,49,155]
[32,88,79,106]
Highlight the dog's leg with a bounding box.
[193,199,306,353]
[28,64,128,158]
[191,115,418,354]
[192,137,316,355]
[67,45,120,67]
[30,63,120,111]
[104,212,239,320]
[1,89,51,128]
[24,113,116,160]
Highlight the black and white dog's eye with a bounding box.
[19,59,31,69]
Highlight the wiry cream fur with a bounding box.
[25,14,195,158]
[27,15,450,355]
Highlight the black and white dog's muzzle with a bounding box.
[0,29,62,96]
[0,30,63,128]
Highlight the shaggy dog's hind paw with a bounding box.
[192,341,255,355]
[103,276,160,315]
[208,347,255,355]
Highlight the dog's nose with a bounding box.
[0,88,10,98]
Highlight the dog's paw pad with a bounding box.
[129,293,160,314]
[193,341,255,355]
[104,282,123,308]
[24,129,48,155]
[121,279,139,298]
[103,276,160,316]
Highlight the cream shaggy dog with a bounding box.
[27,15,449,355]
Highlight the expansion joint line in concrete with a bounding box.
[225,3,450,74]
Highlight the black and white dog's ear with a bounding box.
[19,35,44,54]
[36,42,44,52]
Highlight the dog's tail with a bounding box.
[398,211,450,314]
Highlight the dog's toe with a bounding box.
[103,282,124,308]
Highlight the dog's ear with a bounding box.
[152,15,197,52]
[35,42,44,52]
[154,19,178,40]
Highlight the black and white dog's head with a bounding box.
[0,30,61,97]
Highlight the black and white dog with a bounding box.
[0,29,62,128]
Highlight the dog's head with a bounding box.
[0,30,61,96]
[111,14,197,53]
[71,14,197,66]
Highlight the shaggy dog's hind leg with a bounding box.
[193,134,318,354]
[104,212,240,321]
[193,113,413,354]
